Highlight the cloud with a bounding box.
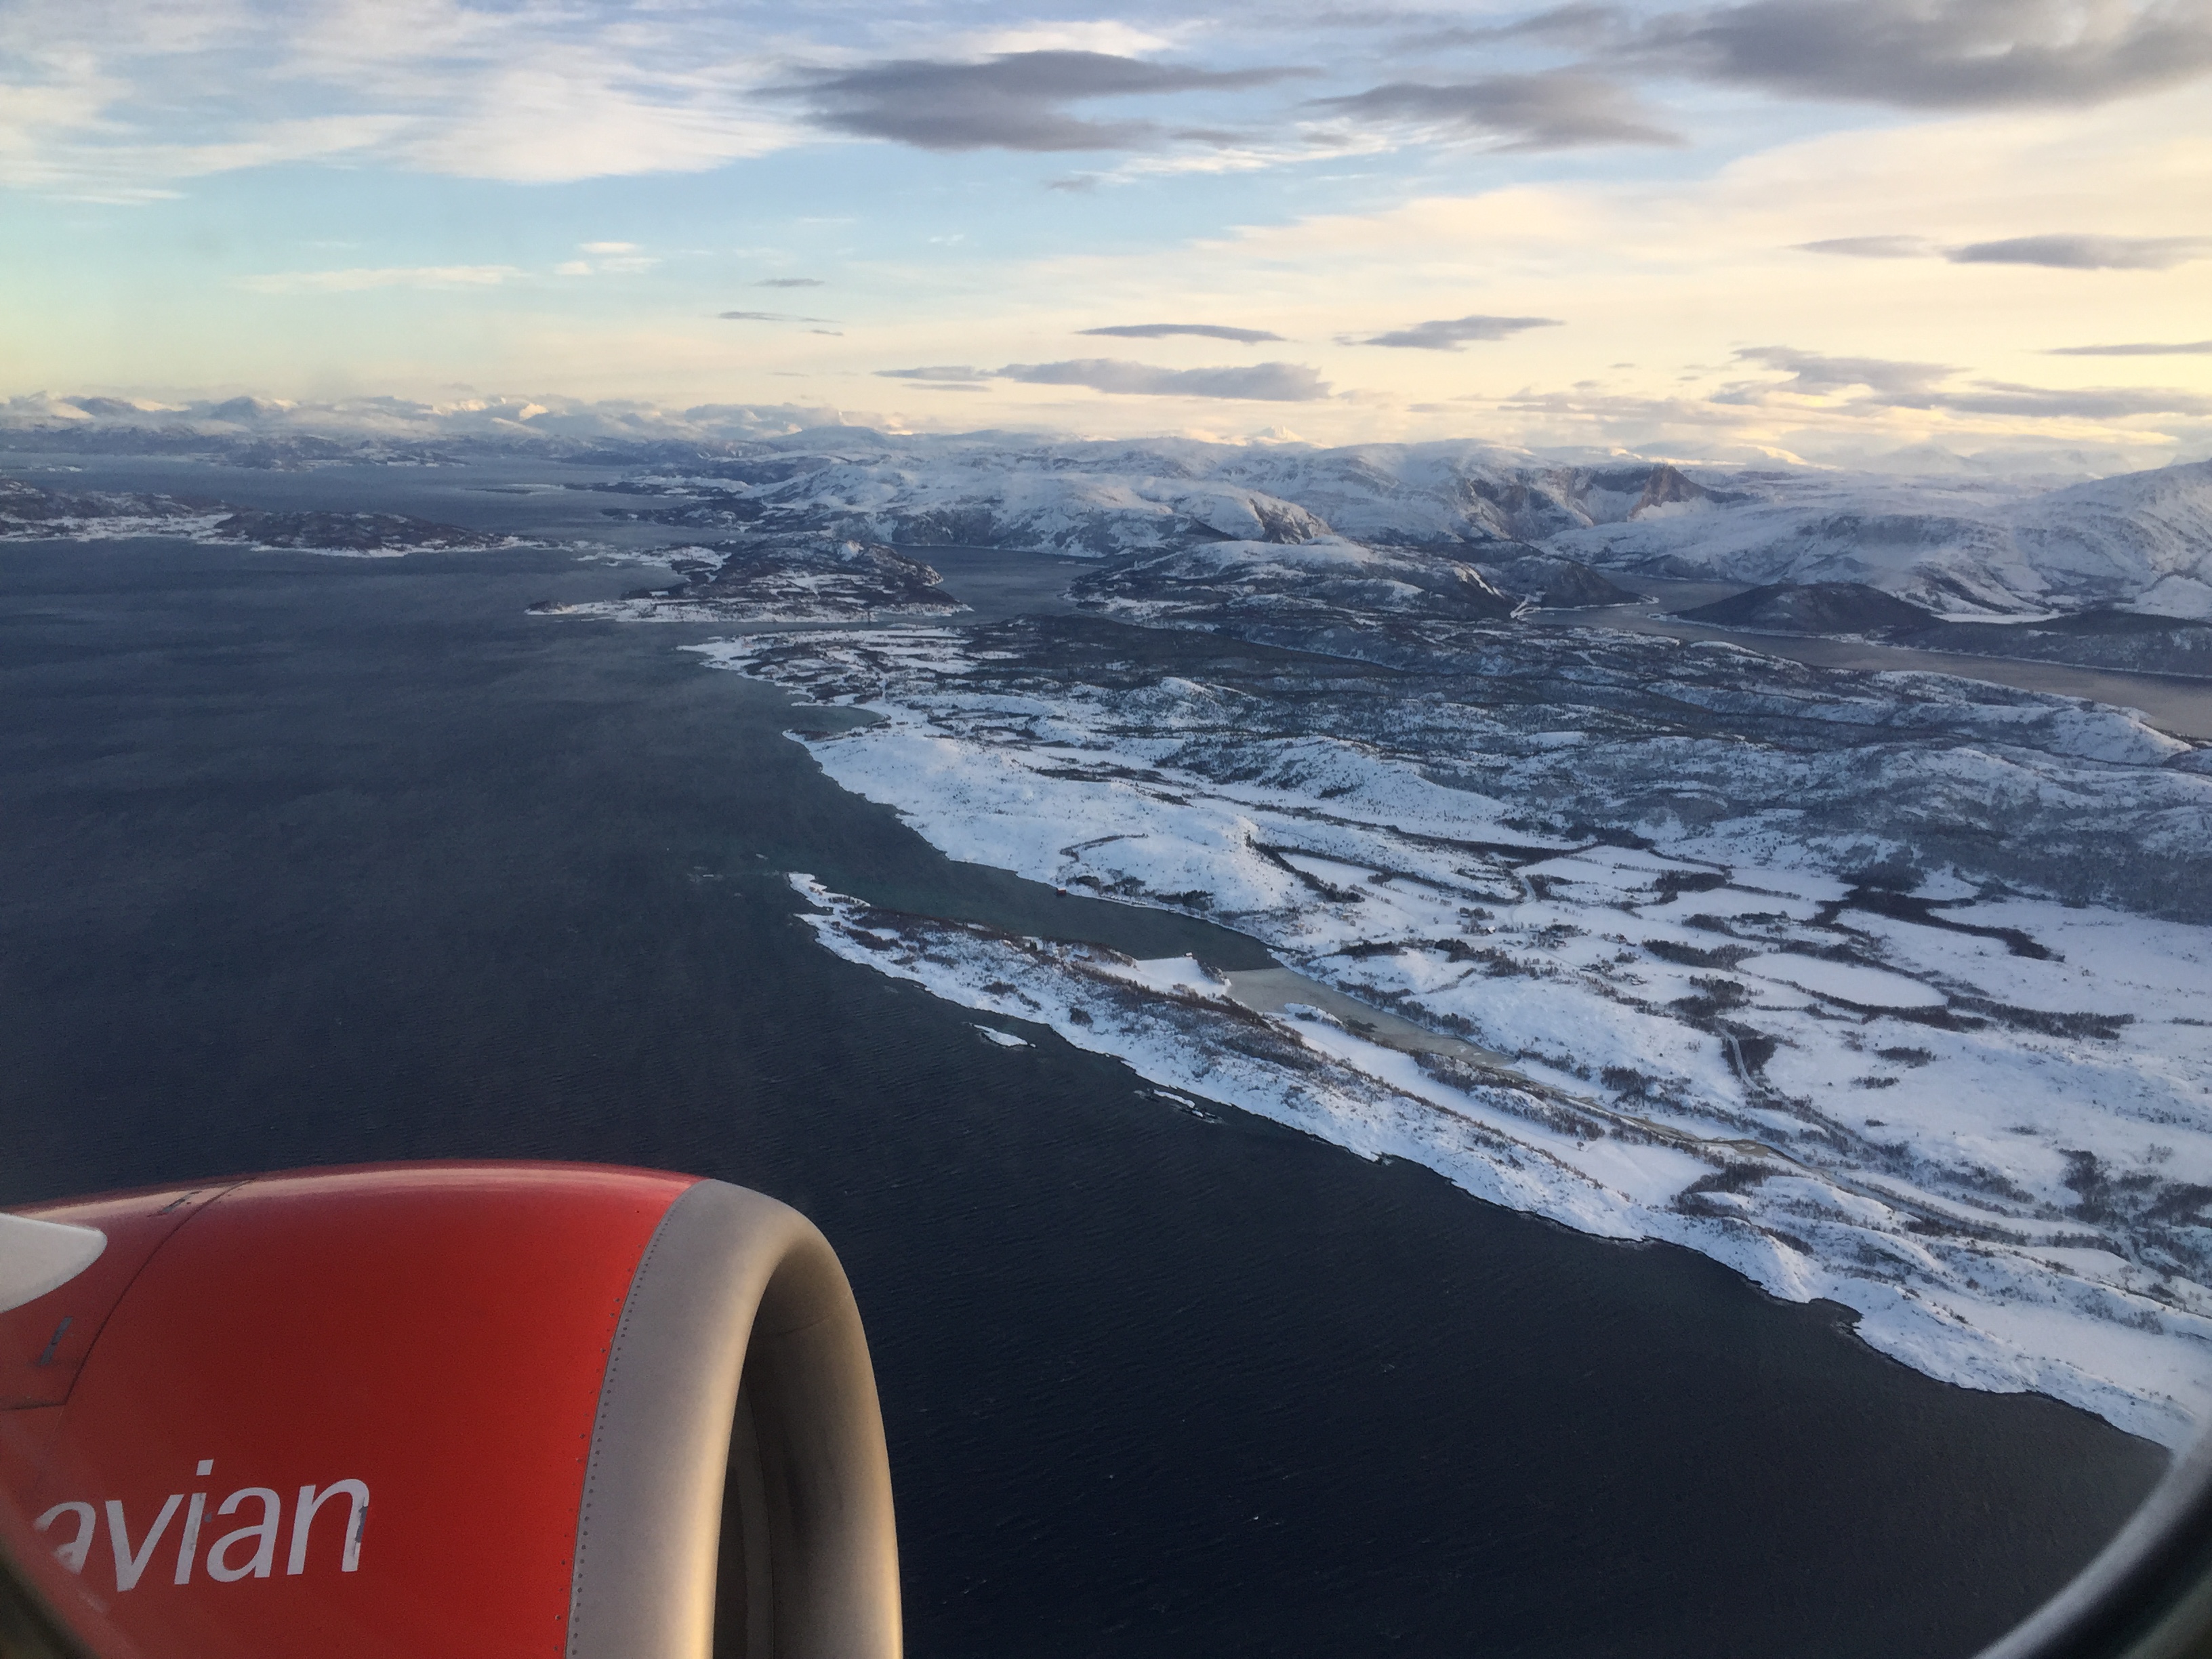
[876,359,1332,400]
[2046,340,2212,356]
[1938,381,2212,418]
[1311,71,1680,150]
[758,277,827,288]
[395,61,790,183]
[1791,231,2209,268]
[1000,359,1329,398]
[1724,346,2212,419]
[1947,233,2209,268]
[1795,235,1936,258]
[719,310,836,323]
[1397,5,1628,51]
[876,366,994,382]
[2,3,798,197]
[1352,314,1563,350]
[790,50,1305,153]
[561,246,659,276]
[1725,345,1954,403]
[1629,0,2212,110]
[239,264,523,293]
[1079,323,1285,342]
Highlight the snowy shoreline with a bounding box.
[699,617,2212,1446]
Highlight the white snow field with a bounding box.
[695,621,2212,1446]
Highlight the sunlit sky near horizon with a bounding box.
[5,0,2211,466]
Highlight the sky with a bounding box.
[4,0,2211,466]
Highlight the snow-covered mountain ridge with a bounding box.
[7,407,2207,616]
[599,435,2212,620]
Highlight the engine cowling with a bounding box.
[0,1162,901,1659]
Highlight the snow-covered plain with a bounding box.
[698,617,2212,1445]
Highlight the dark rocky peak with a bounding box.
[1248,495,1326,544]
[1632,463,1714,514]
[1454,475,1584,541]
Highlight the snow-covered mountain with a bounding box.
[7,401,2208,616]
[682,447,1335,554]
[612,434,2211,619]
[1547,460,2212,619]
[2012,462,2212,618]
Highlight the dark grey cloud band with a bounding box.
[1796,234,2209,270]
[1352,314,1563,350]
[1631,0,2212,110]
[790,50,1305,152]
[1080,323,1286,343]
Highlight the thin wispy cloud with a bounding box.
[720,310,838,323]
[877,359,1332,400]
[240,264,523,293]
[2047,340,2212,356]
[1795,232,2210,270]
[1941,382,2212,419]
[1396,4,1626,52]
[1352,314,1563,350]
[758,278,827,288]
[1723,346,2212,420]
[1794,235,1936,259]
[876,366,994,382]
[561,243,659,276]
[1949,234,2210,270]
[1002,359,1330,398]
[1079,323,1285,342]
[1311,71,1681,150]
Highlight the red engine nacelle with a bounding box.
[0,1163,901,1659]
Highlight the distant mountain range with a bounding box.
[5,401,2208,619]
[600,436,2212,621]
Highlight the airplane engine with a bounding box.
[0,1163,901,1659]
